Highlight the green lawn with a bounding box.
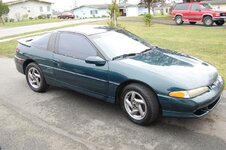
[0,20,225,88]
[0,18,63,27]
[0,40,17,57]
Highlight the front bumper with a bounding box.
[213,16,226,21]
[158,76,224,118]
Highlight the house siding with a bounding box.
[7,1,52,21]
[212,4,226,11]
[126,6,139,16]
[74,7,109,18]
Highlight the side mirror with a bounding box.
[85,56,106,66]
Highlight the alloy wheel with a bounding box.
[124,91,147,120]
[27,67,41,89]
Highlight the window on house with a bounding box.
[47,6,50,12]
[40,6,43,12]
[90,10,98,15]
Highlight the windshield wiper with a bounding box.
[112,53,138,60]
[141,46,157,54]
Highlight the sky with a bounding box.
[3,0,140,11]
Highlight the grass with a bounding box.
[0,18,63,27]
[152,15,172,19]
[0,20,225,87]
[0,40,17,57]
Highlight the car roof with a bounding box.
[57,25,117,36]
[177,2,207,4]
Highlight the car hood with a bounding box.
[120,48,218,89]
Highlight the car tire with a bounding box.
[120,83,160,126]
[203,16,213,26]
[189,22,196,25]
[25,63,49,92]
[175,15,183,25]
[215,20,225,26]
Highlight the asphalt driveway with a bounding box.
[0,58,226,150]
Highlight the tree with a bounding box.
[108,0,120,27]
[139,0,163,15]
[0,0,9,25]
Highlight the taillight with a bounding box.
[16,48,19,52]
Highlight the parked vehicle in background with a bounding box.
[58,12,75,19]
[172,2,226,26]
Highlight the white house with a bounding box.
[204,0,226,10]
[73,3,149,19]
[72,1,182,19]
[4,0,53,21]
[73,4,110,19]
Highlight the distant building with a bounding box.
[204,0,226,10]
[72,2,181,19]
[72,4,110,19]
[4,0,53,21]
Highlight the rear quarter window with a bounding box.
[174,3,189,10]
[31,33,51,50]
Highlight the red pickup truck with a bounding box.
[172,2,226,26]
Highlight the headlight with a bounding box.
[216,13,220,17]
[169,87,209,99]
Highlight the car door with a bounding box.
[53,32,109,99]
[189,4,202,21]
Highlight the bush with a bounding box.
[22,14,29,20]
[29,17,33,20]
[4,17,8,22]
[9,18,15,22]
[144,14,152,27]
[38,14,47,19]
[46,14,51,19]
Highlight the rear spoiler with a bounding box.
[18,38,33,47]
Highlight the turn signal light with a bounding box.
[169,91,188,98]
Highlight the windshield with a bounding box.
[92,30,152,59]
[201,3,213,9]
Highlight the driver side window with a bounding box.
[191,4,200,11]
[58,32,97,60]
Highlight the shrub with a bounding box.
[29,17,33,20]
[144,14,152,27]
[9,18,14,22]
[46,14,51,19]
[38,14,47,19]
[22,14,29,20]
[4,17,8,22]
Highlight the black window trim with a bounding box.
[55,31,107,61]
